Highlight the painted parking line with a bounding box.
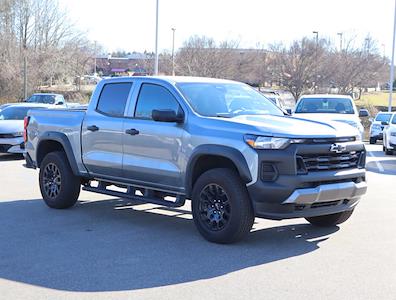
[368,151,385,173]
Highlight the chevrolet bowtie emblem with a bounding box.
[330,143,346,153]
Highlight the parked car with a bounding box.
[24,77,367,244]
[259,89,284,109]
[293,94,367,139]
[382,113,396,155]
[24,93,66,106]
[369,112,393,144]
[0,103,48,154]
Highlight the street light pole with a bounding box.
[337,32,343,51]
[94,41,97,75]
[388,0,396,112]
[312,31,319,92]
[312,31,318,46]
[171,28,176,76]
[154,0,159,75]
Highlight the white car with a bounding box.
[369,112,393,144]
[0,103,49,154]
[293,94,367,139]
[383,113,396,155]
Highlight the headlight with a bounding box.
[390,132,396,137]
[244,135,305,150]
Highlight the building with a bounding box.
[96,53,153,76]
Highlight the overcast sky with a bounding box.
[60,0,395,57]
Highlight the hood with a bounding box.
[217,114,360,138]
[0,120,24,134]
[293,113,360,123]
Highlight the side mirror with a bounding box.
[286,108,292,115]
[152,109,184,123]
[381,121,389,126]
[56,102,64,105]
[358,109,369,118]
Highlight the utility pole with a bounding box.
[388,0,396,112]
[171,28,176,76]
[337,32,343,51]
[23,54,27,99]
[154,0,159,75]
[94,41,97,75]
[313,31,319,92]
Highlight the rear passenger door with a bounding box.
[122,83,185,190]
[82,82,133,178]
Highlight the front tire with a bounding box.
[305,209,354,227]
[39,151,81,209]
[191,168,254,244]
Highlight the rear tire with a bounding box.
[191,168,254,244]
[385,147,393,155]
[369,137,376,144]
[305,209,354,227]
[39,151,80,209]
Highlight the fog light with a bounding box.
[261,163,278,181]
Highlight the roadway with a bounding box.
[0,144,395,300]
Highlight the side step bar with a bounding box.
[82,183,186,208]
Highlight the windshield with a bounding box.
[0,106,33,120]
[27,95,56,104]
[176,82,283,117]
[375,113,392,122]
[392,114,396,124]
[295,97,355,114]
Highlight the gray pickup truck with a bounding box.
[24,76,367,243]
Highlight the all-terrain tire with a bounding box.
[305,209,354,227]
[191,168,254,244]
[39,151,80,209]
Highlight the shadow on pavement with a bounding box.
[366,159,396,175]
[0,197,339,292]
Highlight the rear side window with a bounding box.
[96,83,132,117]
[135,83,180,119]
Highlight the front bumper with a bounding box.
[0,137,24,154]
[247,142,367,220]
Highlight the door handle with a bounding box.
[87,125,99,132]
[125,128,139,135]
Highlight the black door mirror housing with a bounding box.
[381,121,389,126]
[286,108,292,115]
[152,109,184,123]
[358,109,370,118]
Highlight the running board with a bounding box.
[82,185,186,208]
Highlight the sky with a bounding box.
[59,0,395,57]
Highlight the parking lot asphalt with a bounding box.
[0,144,395,300]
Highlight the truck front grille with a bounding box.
[297,151,365,173]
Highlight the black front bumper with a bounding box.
[247,142,367,220]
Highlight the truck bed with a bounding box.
[26,108,87,173]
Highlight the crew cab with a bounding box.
[24,77,367,243]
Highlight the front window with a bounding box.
[375,113,392,122]
[176,82,283,117]
[392,114,396,124]
[295,97,355,114]
[0,106,32,120]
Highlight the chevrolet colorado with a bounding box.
[24,76,367,243]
